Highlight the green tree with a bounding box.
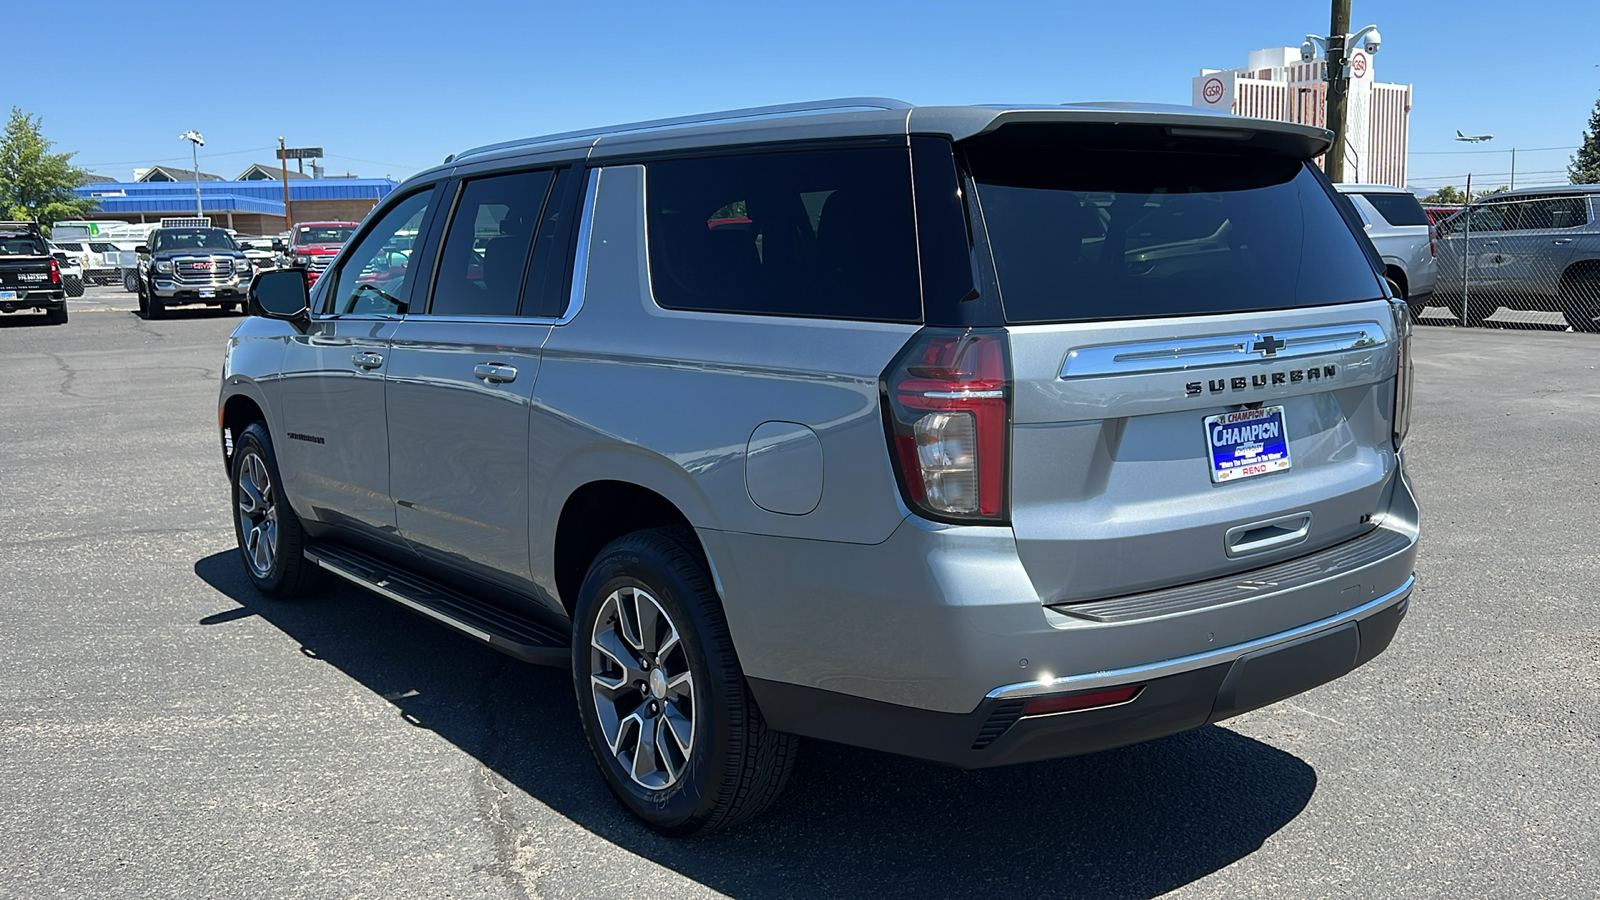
[1421,185,1467,205]
[0,108,96,232]
[1571,94,1600,184]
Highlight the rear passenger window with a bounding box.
[1519,196,1589,230]
[1358,192,1431,227]
[645,148,922,322]
[431,170,555,317]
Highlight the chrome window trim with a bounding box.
[1058,321,1388,380]
[388,314,559,327]
[987,574,1413,701]
[555,167,601,327]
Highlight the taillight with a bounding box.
[881,328,1011,522]
[48,258,61,284]
[1390,299,1413,448]
[1429,224,1436,258]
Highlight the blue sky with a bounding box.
[15,0,1599,191]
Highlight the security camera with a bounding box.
[1363,29,1381,54]
[1300,39,1316,62]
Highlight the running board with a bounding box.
[304,542,570,667]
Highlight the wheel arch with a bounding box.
[1560,257,1600,287]
[552,478,716,620]
[220,385,272,472]
[1383,263,1409,299]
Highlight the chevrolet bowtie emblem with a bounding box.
[1251,334,1286,357]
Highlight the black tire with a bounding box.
[1561,271,1600,333]
[122,270,138,292]
[572,527,796,837]
[147,293,166,319]
[64,276,84,298]
[230,422,322,599]
[221,301,240,314]
[45,304,67,325]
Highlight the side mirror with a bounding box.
[135,244,149,254]
[271,239,285,251]
[248,268,311,328]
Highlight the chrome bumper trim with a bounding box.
[986,575,1414,701]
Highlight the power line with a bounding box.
[79,146,276,169]
[1408,144,1577,156]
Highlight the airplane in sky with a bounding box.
[1455,130,1494,143]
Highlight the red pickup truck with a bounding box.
[287,221,359,285]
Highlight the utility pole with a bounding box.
[1324,0,1352,182]
[279,136,293,231]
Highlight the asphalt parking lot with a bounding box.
[2,286,1597,899]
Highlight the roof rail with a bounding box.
[452,97,912,163]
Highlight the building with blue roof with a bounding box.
[73,176,399,235]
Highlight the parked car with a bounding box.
[1336,183,1437,316]
[1423,206,1461,226]
[49,245,86,297]
[1433,185,1600,331]
[222,99,1420,836]
[235,237,279,275]
[134,225,253,318]
[285,221,359,285]
[0,221,67,324]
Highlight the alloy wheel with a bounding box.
[589,586,697,790]
[236,450,279,579]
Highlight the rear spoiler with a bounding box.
[918,105,1334,160]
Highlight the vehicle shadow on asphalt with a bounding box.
[0,313,60,328]
[195,551,1316,900]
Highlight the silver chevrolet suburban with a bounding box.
[219,99,1420,836]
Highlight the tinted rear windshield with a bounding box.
[0,235,47,256]
[1359,191,1430,226]
[966,135,1383,324]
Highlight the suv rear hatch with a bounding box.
[961,123,1403,605]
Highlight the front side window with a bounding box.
[429,170,554,317]
[325,190,434,316]
[645,147,922,322]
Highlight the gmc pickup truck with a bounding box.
[0,222,67,325]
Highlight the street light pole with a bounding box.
[179,130,205,219]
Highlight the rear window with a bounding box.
[0,235,47,256]
[1359,192,1430,226]
[645,147,922,322]
[966,135,1383,324]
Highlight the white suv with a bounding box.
[1336,184,1438,317]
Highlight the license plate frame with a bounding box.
[1205,405,1292,484]
[198,289,216,299]
[0,290,16,300]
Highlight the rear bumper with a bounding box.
[706,460,1418,763]
[750,583,1408,767]
[0,290,65,311]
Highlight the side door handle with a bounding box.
[1479,240,1499,246]
[351,351,384,370]
[1554,238,1574,245]
[473,363,518,384]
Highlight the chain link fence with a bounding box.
[1417,192,1600,332]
